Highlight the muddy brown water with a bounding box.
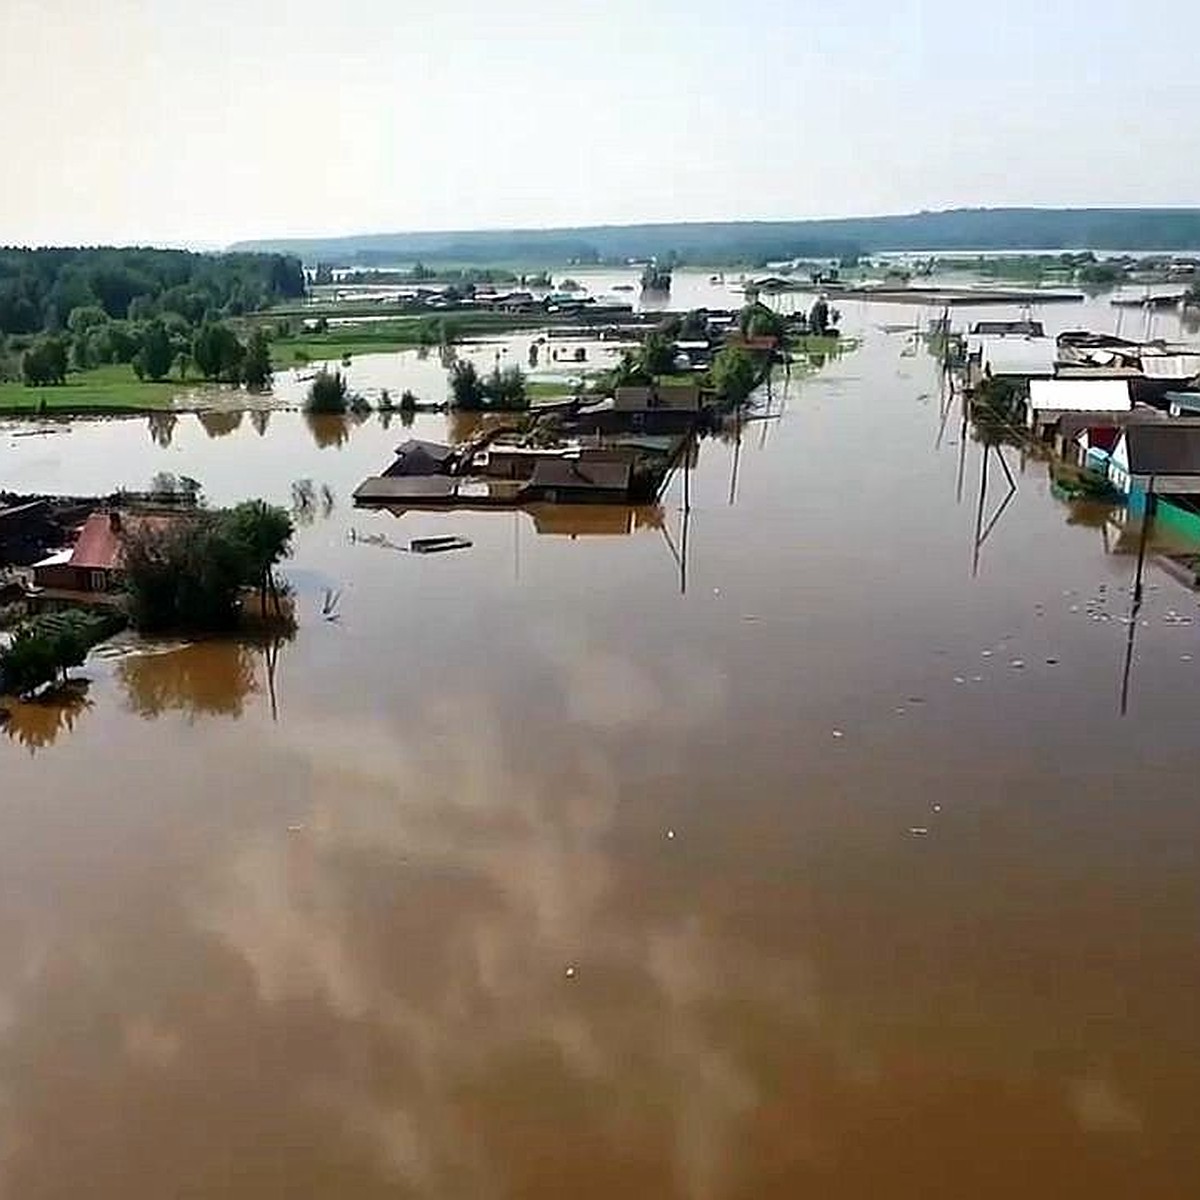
[2,296,1199,1198]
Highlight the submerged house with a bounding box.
[613,384,702,413]
[30,510,172,598]
[971,319,1046,338]
[1108,421,1200,501]
[528,460,633,504]
[382,439,458,478]
[972,336,1057,381]
[1026,379,1132,437]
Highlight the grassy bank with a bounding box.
[0,364,189,414]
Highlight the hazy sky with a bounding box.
[2,0,1199,247]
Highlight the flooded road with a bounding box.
[2,295,1200,1197]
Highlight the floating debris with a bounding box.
[832,729,844,739]
[954,676,966,685]
[410,535,472,554]
[565,965,577,979]
[1045,657,1059,666]
[908,826,930,837]
[981,650,993,658]
[932,803,942,813]
[666,829,676,840]
[1010,659,1026,669]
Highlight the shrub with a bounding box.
[305,369,349,413]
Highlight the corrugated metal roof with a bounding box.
[1141,353,1200,381]
[1028,379,1132,413]
[979,337,1057,378]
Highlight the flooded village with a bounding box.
[4,261,1200,1197]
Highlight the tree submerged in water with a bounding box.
[305,368,349,413]
[0,611,116,699]
[121,503,295,633]
[447,360,527,410]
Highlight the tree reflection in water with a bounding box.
[117,641,261,721]
[1,680,94,753]
[198,410,245,439]
[250,409,272,436]
[290,479,336,526]
[147,411,177,448]
[304,413,351,449]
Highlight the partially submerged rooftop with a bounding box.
[1125,421,1200,477]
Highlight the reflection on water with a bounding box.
[305,412,353,449]
[1,680,93,752]
[528,503,664,536]
[290,478,336,525]
[198,409,245,439]
[147,410,177,448]
[250,408,272,437]
[116,641,263,720]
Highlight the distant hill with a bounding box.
[230,208,1200,266]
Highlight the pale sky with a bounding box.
[2,0,1199,247]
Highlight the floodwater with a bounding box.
[2,290,1200,1198]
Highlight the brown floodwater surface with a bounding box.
[2,297,1200,1197]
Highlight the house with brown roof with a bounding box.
[1109,420,1200,497]
[613,384,701,412]
[527,459,633,503]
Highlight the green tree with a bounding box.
[740,302,786,340]
[0,612,99,697]
[611,350,650,389]
[21,337,68,386]
[679,309,709,340]
[242,327,273,390]
[809,298,831,337]
[220,500,294,617]
[710,347,758,406]
[305,368,349,413]
[0,630,59,697]
[448,359,485,409]
[482,364,527,408]
[133,319,175,381]
[192,322,245,382]
[639,331,677,376]
[121,515,255,633]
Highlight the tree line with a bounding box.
[15,318,275,388]
[0,246,303,387]
[0,247,304,337]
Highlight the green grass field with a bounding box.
[0,364,191,413]
[270,323,424,366]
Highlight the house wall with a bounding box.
[31,564,114,592]
[1126,492,1200,543]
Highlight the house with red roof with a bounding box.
[31,510,175,597]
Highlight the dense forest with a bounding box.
[0,247,304,335]
[0,247,305,387]
[233,208,1200,267]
